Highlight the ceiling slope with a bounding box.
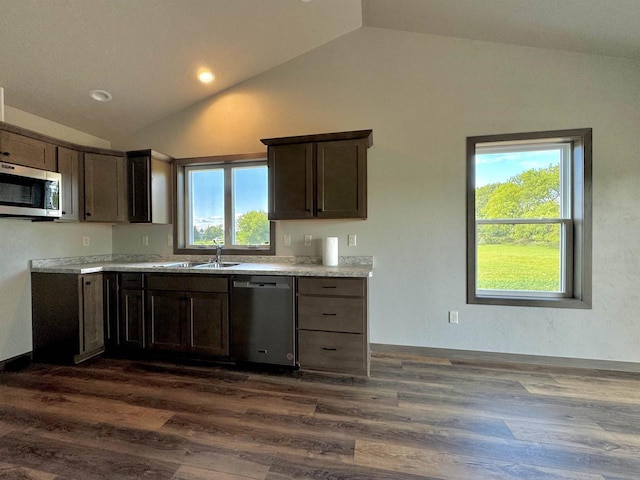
[0,0,362,141]
[363,0,640,60]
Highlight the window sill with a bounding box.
[468,294,591,309]
[174,246,275,256]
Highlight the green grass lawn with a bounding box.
[477,243,560,291]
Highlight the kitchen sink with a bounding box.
[155,261,241,269]
[194,262,240,269]
[160,261,210,268]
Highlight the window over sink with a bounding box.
[174,153,275,255]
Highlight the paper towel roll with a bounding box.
[323,237,339,266]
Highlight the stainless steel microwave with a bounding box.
[0,161,61,219]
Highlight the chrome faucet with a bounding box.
[215,242,222,264]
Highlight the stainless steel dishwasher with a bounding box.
[230,275,296,367]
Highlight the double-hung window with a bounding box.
[174,153,274,255]
[466,129,592,308]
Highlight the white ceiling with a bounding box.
[1,0,639,143]
[0,0,362,142]
[363,0,640,59]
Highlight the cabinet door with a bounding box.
[127,154,151,223]
[120,288,145,348]
[0,130,56,171]
[146,290,186,351]
[187,292,229,356]
[57,146,83,221]
[268,143,314,220]
[84,153,127,222]
[80,274,105,356]
[103,273,119,349]
[316,139,367,219]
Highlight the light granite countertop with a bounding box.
[31,255,374,278]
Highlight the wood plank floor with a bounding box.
[1,352,640,479]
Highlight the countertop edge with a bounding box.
[31,262,373,278]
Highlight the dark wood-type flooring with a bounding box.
[1,351,640,479]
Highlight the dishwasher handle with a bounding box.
[233,280,291,289]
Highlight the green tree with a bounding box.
[476,165,560,245]
[201,225,224,244]
[236,211,269,245]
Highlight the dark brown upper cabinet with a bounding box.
[126,149,172,224]
[57,146,83,221]
[261,130,372,220]
[84,152,127,223]
[0,124,57,171]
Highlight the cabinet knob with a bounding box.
[1,151,10,156]
[306,208,312,213]
[317,208,323,212]
[86,212,92,217]
[85,281,91,285]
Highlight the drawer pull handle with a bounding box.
[258,349,268,354]
[322,347,337,351]
[322,313,337,316]
[322,286,337,289]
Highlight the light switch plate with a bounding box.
[82,236,90,247]
[304,234,312,246]
[283,234,291,247]
[348,234,357,247]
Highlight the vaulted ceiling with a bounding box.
[1,0,639,142]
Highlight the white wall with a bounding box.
[118,27,640,363]
[0,107,113,362]
[4,106,111,149]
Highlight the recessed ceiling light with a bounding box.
[198,71,215,83]
[89,89,112,102]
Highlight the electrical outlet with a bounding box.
[348,234,357,247]
[283,234,291,247]
[141,235,149,246]
[304,234,312,246]
[449,311,459,324]
[82,236,90,247]
[167,235,173,246]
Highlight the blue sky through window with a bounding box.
[191,166,267,220]
[475,149,561,187]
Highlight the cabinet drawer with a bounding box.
[298,296,364,333]
[297,277,365,297]
[146,274,228,293]
[298,330,366,374]
[121,273,144,289]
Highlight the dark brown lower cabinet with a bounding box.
[103,273,145,352]
[32,272,105,364]
[103,273,119,350]
[119,273,145,349]
[297,277,369,376]
[145,274,229,357]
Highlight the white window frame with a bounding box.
[466,129,592,309]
